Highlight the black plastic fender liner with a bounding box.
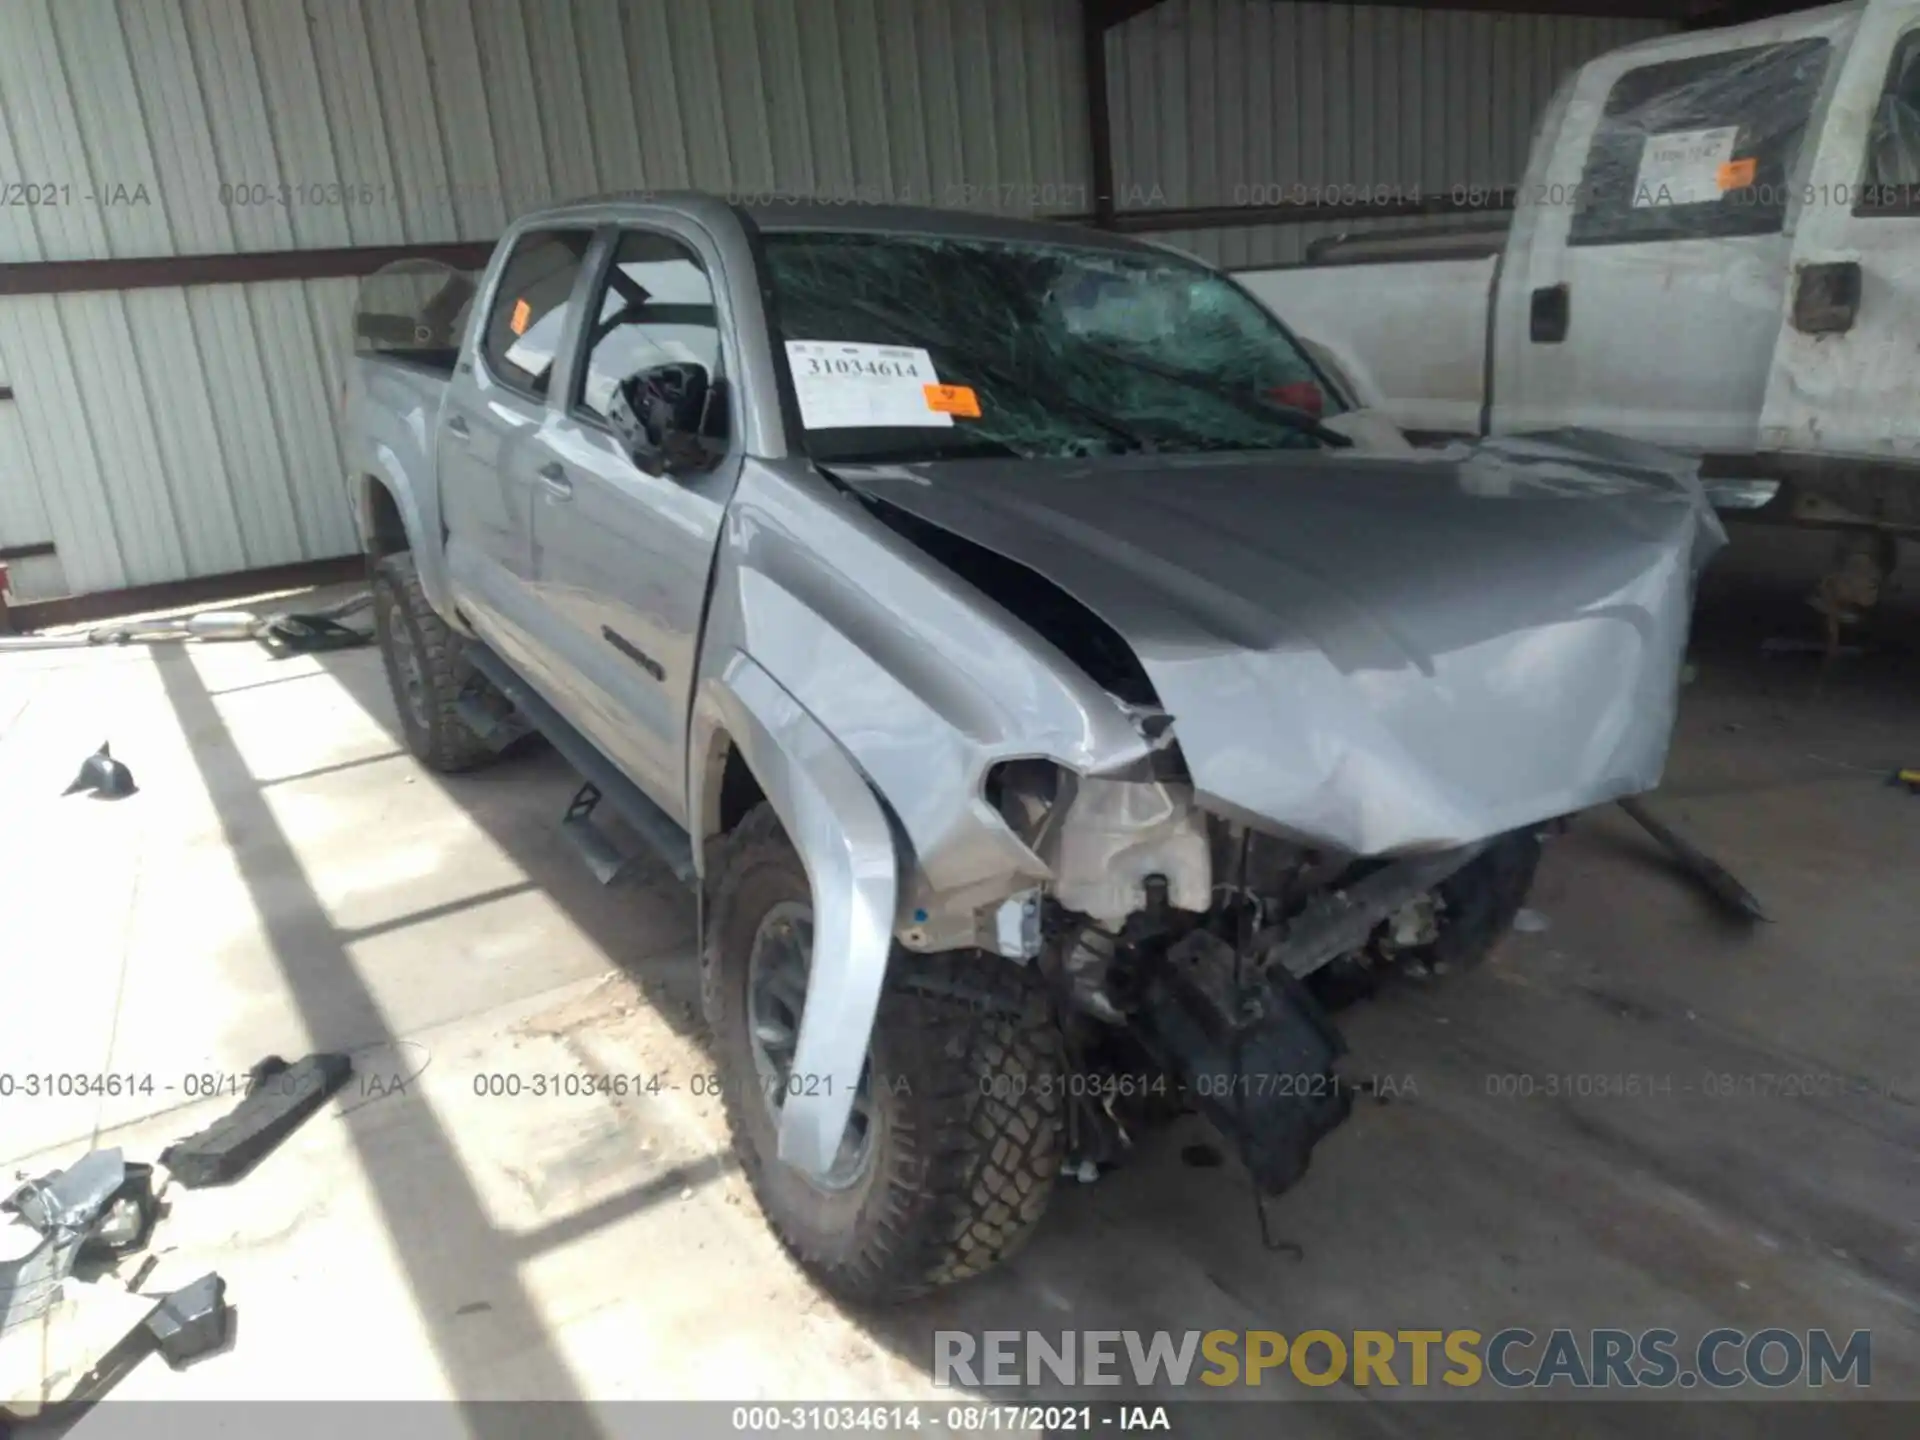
[158,1054,353,1188]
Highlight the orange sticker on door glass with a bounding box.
[1717,158,1757,191]
[509,298,532,335]
[924,383,980,417]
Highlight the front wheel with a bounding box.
[703,804,1066,1303]
[1309,829,1543,1009]
[1429,829,1543,970]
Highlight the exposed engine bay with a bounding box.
[807,431,1716,1213]
[981,756,1542,1197]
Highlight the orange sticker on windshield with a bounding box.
[509,298,532,335]
[924,383,980,417]
[1718,158,1757,191]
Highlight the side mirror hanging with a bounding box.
[609,361,723,477]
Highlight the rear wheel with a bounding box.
[369,552,495,773]
[704,804,1066,1303]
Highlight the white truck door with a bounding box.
[1491,10,1859,452]
[1237,251,1499,438]
[1760,1,1920,493]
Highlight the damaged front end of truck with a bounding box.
[695,423,1723,1251]
[677,208,1728,1301]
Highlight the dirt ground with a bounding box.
[0,525,1915,1435]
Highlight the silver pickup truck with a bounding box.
[341,193,1724,1303]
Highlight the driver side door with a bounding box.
[527,221,741,827]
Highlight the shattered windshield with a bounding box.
[761,230,1345,464]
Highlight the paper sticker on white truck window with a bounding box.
[1633,126,1740,208]
[786,341,954,429]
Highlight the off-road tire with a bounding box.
[704,804,1065,1304]
[369,552,495,773]
[1431,829,1543,971]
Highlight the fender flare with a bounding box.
[359,452,464,632]
[691,651,899,1180]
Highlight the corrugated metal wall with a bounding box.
[1108,0,1671,268]
[0,0,1673,601]
[0,0,1088,600]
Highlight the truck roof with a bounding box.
[520,189,1169,258]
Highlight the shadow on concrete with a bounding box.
[151,642,611,1438]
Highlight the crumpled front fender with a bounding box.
[691,651,899,1180]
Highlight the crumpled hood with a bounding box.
[842,431,1726,856]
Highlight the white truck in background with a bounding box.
[1242,0,1920,620]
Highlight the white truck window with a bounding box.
[1569,39,1831,246]
[1859,29,1920,209]
[480,229,593,398]
[576,231,722,420]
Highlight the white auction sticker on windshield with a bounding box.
[786,341,953,429]
[1633,126,1739,207]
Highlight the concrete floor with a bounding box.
[1,529,1916,1432]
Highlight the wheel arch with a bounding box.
[360,473,411,556]
[354,464,468,635]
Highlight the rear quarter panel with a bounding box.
[342,354,462,628]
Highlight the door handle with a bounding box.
[1792,261,1861,335]
[537,462,573,500]
[445,413,471,439]
[1529,283,1570,344]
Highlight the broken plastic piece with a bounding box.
[5,1151,127,1237]
[158,1054,352,1188]
[61,742,136,799]
[257,613,373,655]
[0,1217,66,1334]
[143,1273,228,1368]
[77,1163,157,1261]
[85,1186,155,1264]
[1,1150,146,1334]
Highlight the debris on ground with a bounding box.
[144,1272,229,1368]
[1,1150,147,1331]
[0,591,372,654]
[1890,768,1920,795]
[0,1216,54,1334]
[61,743,137,799]
[0,1143,250,1417]
[256,615,372,654]
[0,1150,183,1418]
[1617,795,1770,923]
[158,1054,353,1188]
[1512,908,1552,934]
